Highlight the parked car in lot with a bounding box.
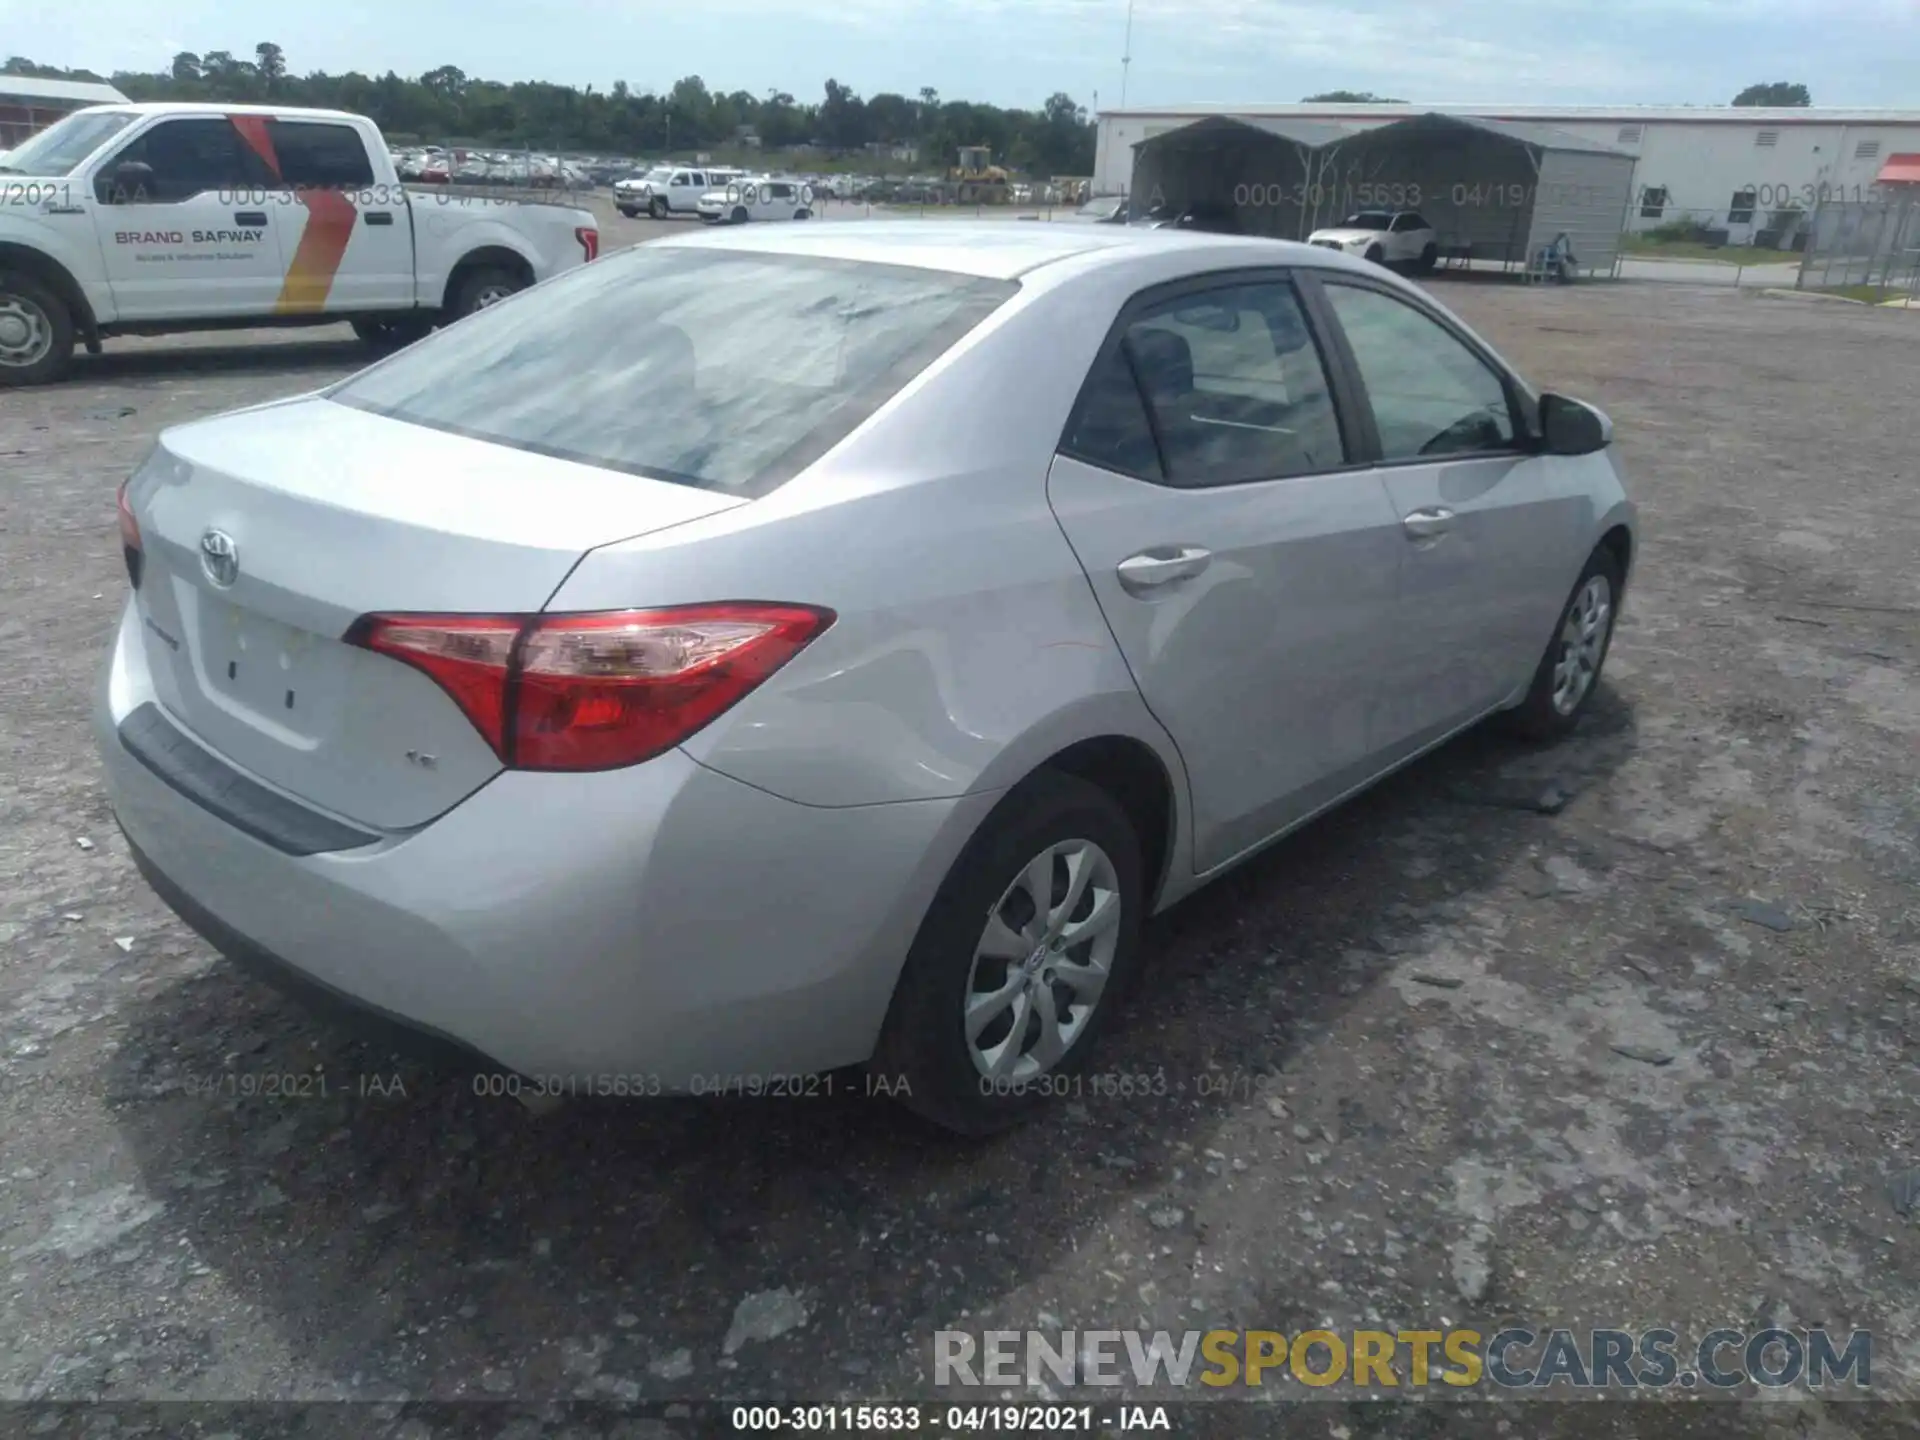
[99,222,1634,1132]
[696,176,814,224]
[614,164,743,218]
[1309,210,1439,272]
[0,102,600,384]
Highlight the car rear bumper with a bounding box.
[96,601,993,1086]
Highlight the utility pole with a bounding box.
[1120,0,1135,108]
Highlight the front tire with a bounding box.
[1503,547,1622,741]
[1417,242,1439,274]
[1364,244,1386,265]
[0,270,76,387]
[616,204,639,219]
[649,196,668,219]
[874,770,1145,1135]
[731,206,749,225]
[793,208,812,221]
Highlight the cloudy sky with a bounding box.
[1,0,1914,111]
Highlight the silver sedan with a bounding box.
[98,222,1635,1133]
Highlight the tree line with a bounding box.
[1,49,1097,175]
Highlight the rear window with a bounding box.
[328,247,1016,496]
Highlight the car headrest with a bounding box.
[1128,327,1194,397]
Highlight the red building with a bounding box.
[0,76,130,148]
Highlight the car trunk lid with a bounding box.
[127,396,744,831]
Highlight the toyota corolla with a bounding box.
[98,222,1635,1133]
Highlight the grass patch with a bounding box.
[1811,283,1920,304]
[1619,235,1788,267]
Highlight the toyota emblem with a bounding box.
[199,528,239,588]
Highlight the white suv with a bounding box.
[696,176,816,224]
[1307,210,1439,272]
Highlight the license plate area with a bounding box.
[188,590,347,735]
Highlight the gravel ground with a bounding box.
[2,258,1918,1440]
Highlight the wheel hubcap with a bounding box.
[965,838,1122,1081]
[0,296,52,368]
[1550,574,1613,715]
[473,285,513,310]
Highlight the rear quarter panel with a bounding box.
[542,262,1194,824]
[406,193,593,299]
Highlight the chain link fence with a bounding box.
[1793,196,1920,301]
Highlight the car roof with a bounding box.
[648,219,1370,281]
[84,102,364,121]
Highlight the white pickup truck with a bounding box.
[0,103,601,385]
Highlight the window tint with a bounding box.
[672,171,691,185]
[1322,283,1516,461]
[1061,344,1161,481]
[1119,281,1344,486]
[103,118,269,203]
[329,248,1016,497]
[267,121,374,187]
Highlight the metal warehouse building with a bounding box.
[1129,111,1637,271]
[0,76,130,147]
[1098,104,1920,248]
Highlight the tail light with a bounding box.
[576,226,600,262]
[116,478,143,589]
[345,603,834,771]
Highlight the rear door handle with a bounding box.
[1116,546,1212,596]
[234,211,269,226]
[364,210,394,226]
[1401,507,1456,540]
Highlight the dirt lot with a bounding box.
[2,255,1918,1440]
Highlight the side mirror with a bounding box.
[1538,393,1612,456]
[96,160,154,204]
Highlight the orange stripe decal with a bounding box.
[276,190,356,313]
[225,113,357,315]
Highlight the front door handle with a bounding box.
[234,211,269,226]
[364,210,395,226]
[1116,546,1212,596]
[1401,507,1456,541]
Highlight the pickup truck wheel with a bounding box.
[731,206,749,225]
[1417,242,1439,274]
[1364,244,1385,265]
[794,208,812,221]
[0,271,75,387]
[648,197,668,219]
[450,267,524,320]
[351,316,431,351]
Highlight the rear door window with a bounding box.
[328,248,1016,497]
[1120,281,1346,486]
[266,120,375,187]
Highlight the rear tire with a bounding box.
[1502,547,1623,742]
[0,270,76,387]
[649,196,668,219]
[873,770,1145,1136]
[448,266,525,322]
